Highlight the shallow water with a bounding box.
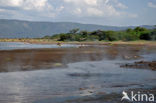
[0,60,156,103]
[0,42,156,103]
[0,42,80,50]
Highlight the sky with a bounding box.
[0,0,156,26]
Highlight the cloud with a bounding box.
[56,6,64,12]
[0,0,131,18]
[126,13,138,18]
[148,2,156,8]
[112,0,128,9]
[0,0,141,26]
[0,0,52,11]
[73,8,82,15]
[116,2,128,9]
[0,8,5,12]
[0,0,22,7]
[0,0,57,18]
[63,0,124,17]
[22,0,50,11]
[64,0,98,6]
[87,8,103,16]
[84,0,98,6]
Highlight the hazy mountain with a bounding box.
[0,19,155,38]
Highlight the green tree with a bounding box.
[134,27,147,32]
[69,28,80,34]
[105,31,118,41]
[79,30,88,37]
[126,28,133,33]
[90,30,105,41]
[59,34,72,41]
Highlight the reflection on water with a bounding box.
[0,42,156,103]
[0,60,156,103]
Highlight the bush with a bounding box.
[140,29,156,40]
[124,33,139,41]
[140,33,151,40]
[46,27,156,42]
[58,34,72,41]
[105,31,118,41]
[150,29,156,40]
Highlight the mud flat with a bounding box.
[1,42,153,72]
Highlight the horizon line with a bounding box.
[0,18,155,27]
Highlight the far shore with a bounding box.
[0,38,156,46]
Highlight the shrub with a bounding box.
[58,34,72,41]
[105,31,118,41]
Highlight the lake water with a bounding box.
[0,42,80,50]
[0,42,155,103]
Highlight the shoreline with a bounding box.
[0,39,156,46]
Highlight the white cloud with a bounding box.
[111,0,128,9]
[0,0,131,18]
[64,0,97,6]
[56,6,64,12]
[148,2,156,8]
[0,0,52,11]
[116,2,128,9]
[0,0,22,7]
[0,0,57,18]
[84,0,98,6]
[22,0,49,11]
[87,8,103,16]
[63,0,122,17]
[0,0,139,25]
[73,8,82,15]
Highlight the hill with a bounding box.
[0,19,155,38]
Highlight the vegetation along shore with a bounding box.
[0,26,156,46]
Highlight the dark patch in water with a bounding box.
[68,73,120,78]
[120,61,156,70]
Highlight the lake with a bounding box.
[0,42,155,103]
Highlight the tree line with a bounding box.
[43,27,156,41]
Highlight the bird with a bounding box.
[57,43,62,46]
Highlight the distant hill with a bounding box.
[0,19,155,38]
